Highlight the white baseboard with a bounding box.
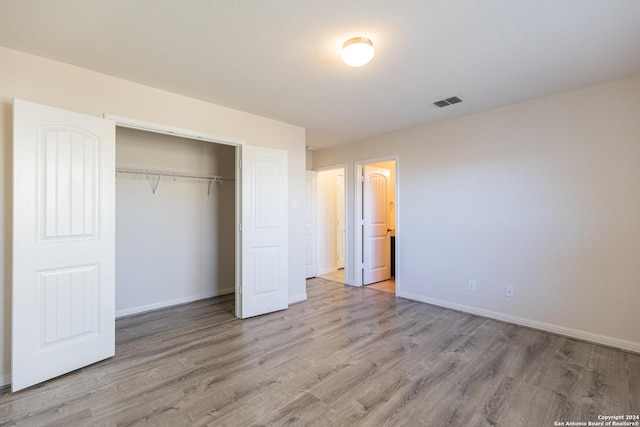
[397,290,640,354]
[317,266,338,275]
[0,372,11,388]
[289,293,307,305]
[116,287,235,318]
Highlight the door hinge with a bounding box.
[360,219,365,226]
[361,263,365,270]
[360,176,365,182]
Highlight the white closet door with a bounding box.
[12,99,115,391]
[240,145,288,318]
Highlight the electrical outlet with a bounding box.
[467,279,476,291]
[505,285,514,298]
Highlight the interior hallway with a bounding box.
[318,269,396,295]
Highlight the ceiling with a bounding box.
[1,1,640,149]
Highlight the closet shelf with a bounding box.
[115,168,234,182]
[115,167,234,196]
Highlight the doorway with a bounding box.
[356,157,398,295]
[316,166,347,284]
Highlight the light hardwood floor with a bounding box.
[317,269,345,283]
[366,278,395,294]
[1,278,638,426]
[318,270,396,295]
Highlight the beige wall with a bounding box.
[314,74,640,351]
[0,47,307,385]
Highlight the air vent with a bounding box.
[432,96,463,108]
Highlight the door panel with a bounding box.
[12,99,115,391]
[41,127,99,239]
[363,165,391,285]
[241,145,288,318]
[40,265,100,345]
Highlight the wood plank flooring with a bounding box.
[366,279,395,295]
[1,278,638,426]
[318,269,396,295]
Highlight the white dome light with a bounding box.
[341,37,375,67]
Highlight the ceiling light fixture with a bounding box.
[341,37,375,67]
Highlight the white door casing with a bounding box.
[241,145,288,318]
[12,99,116,391]
[305,171,317,278]
[363,165,391,285]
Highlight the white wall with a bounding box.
[115,128,236,316]
[0,47,307,385]
[314,74,640,352]
[316,169,339,274]
[306,149,313,170]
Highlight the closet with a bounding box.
[114,127,236,317]
[12,99,288,391]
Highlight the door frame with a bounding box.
[315,164,349,285]
[355,155,399,290]
[104,114,246,316]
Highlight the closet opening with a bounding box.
[114,126,238,318]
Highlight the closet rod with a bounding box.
[115,167,234,182]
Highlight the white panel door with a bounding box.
[336,173,345,270]
[241,145,288,318]
[363,165,391,285]
[12,99,115,391]
[305,171,317,278]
